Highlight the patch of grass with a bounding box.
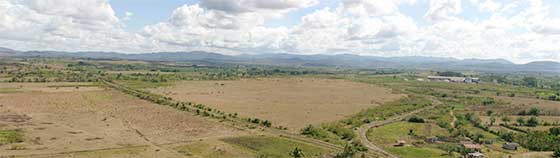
[117,80,172,89]
[0,130,23,145]
[70,146,148,157]
[0,88,22,93]
[386,146,451,158]
[343,96,432,127]
[367,122,449,146]
[221,135,329,158]
[174,140,254,158]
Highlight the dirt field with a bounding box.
[0,83,242,157]
[148,78,404,131]
[497,96,560,113]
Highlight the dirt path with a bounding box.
[357,99,440,158]
[450,110,457,128]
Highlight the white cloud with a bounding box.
[0,0,559,63]
[424,0,462,22]
[200,0,317,17]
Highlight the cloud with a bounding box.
[0,0,142,52]
[533,19,560,35]
[199,0,317,15]
[0,0,559,63]
[424,0,462,22]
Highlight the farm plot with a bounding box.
[147,77,404,131]
[0,83,241,157]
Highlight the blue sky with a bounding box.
[1,0,560,63]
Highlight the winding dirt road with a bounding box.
[357,100,440,158]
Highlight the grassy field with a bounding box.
[367,122,450,157]
[174,139,254,158]
[221,135,330,158]
[386,146,451,158]
[0,130,23,145]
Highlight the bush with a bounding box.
[408,116,425,123]
[528,108,540,116]
[301,125,328,139]
[550,127,560,136]
[554,147,560,158]
[526,117,539,127]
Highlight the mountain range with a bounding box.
[1,47,558,74]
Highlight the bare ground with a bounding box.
[148,78,404,132]
[0,83,243,157]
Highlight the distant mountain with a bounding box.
[2,47,559,73]
[0,47,17,56]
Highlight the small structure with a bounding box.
[461,141,482,152]
[427,76,480,83]
[502,142,519,150]
[394,140,406,147]
[483,139,493,144]
[467,152,484,158]
[426,137,438,143]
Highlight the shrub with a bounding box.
[408,116,425,123]
[301,125,328,139]
[554,147,560,158]
[526,117,539,127]
[528,108,540,116]
[550,127,560,136]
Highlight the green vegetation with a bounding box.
[0,130,23,145]
[221,136,329,158]
[367,122,449,145]
[386,146,451,158]
[343,96,432,128]
[174,141,253,158]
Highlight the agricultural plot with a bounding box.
[0,83,242,157]
[147,77,404,131]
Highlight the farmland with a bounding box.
[147,78,403,131]
[0,57,559,158]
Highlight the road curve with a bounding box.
[357,104,438,158]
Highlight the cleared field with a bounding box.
[497,96,560,114]
[148,77,404,131]
[0,83,241,157]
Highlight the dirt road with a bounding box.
[357,100,439,158]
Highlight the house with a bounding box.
[461,141,482,151]
[426,137,438,143]
[483,139,493,144]
[427,76,480,83]
[502,142,519,150]
[394,140,406,147]
[467,152,484,158]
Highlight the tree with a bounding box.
[441,144,458,156]
[290,147,305,158]
[528,108,540,116]
[501,116,511,125]
[550,127,560,136]
[486,110,494,116]
[489,116,496,126]
[516,117,525,126]
[336,143,358,158]
[523,77,538,87]
[408,116,425,123]
[554,147,560,158]
[526,117,539,127]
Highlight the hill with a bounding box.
[2,47,559,73]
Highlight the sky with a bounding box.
[1,0,560,63]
